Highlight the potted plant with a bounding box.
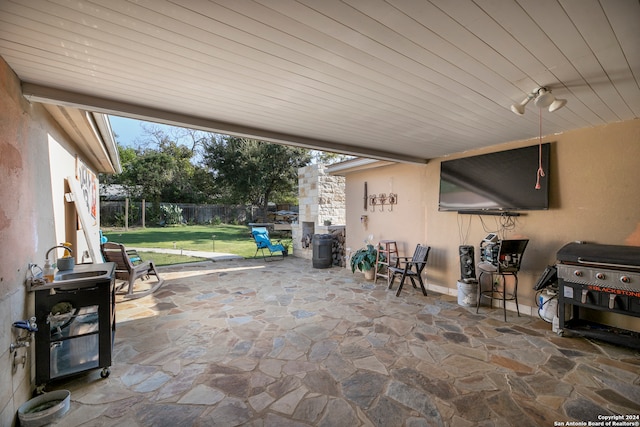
[350,243,379,280]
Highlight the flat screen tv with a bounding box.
[439,143,550,212]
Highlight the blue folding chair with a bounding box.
[251,227,287,260]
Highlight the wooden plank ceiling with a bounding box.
[0,0,638,163]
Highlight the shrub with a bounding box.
[161,204,184,225]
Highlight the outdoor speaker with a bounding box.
[459,245,476,280]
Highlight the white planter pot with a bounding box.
[363,269,375,280]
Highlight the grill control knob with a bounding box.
[620,276,631,284]
[573,270,583,277]
[596,272,606,280]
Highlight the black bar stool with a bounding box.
[476,239,529,321]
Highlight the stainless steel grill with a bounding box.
[556,242,640,348]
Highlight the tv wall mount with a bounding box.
[457,210,521,217]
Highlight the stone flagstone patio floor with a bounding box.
[46,256,640,426]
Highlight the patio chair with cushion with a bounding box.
[251,227,287,260]
[388,244,431,297]
[101,242,164,299]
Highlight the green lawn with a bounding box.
[101,224,292,264]
[135,252,209,266]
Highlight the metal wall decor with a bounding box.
[368,192,398,212]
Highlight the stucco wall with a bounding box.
[0,57,99,425]
[345,163,427,258]
[345,119,640,330]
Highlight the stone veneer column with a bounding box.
[293,164,345,259]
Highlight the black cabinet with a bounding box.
[34,263,116,390]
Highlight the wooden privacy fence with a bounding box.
[100,201,261,227]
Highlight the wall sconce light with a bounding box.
[360,215,368,224]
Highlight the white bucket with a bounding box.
[538,290,558,322]
[457,280,478,307]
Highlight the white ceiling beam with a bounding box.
[21,82,428,164]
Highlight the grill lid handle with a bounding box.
[577,257,639,270]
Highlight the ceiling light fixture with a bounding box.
[510,93,535,115]
[510,87,567,115]
[548,98,567,112]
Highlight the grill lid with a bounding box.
[557,242,640,268]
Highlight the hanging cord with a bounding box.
[478,215,498,234]
[457,214,471,245]
[477,214,515,238]
[499,214,517,234]
[535,108,545,189]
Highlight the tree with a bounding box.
[101,135,217,204]
[204,136,311,217]
[154,140,200,203]
[123,149,175,222]
[102,126,312,223]
[99,144,139,196]
[312,151,354,165]
[138,123,210,162]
